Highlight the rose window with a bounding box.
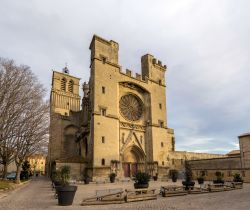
[119,94,143,121]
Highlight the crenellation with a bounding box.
[135,73,141,80]
[122,68,145,82]
[126,69,132,76]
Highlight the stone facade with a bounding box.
[27,154,46,175]
[48,35,176,180]
[239,132,250,169]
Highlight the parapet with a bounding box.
[142,54,167,71]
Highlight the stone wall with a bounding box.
[166,151,225,171]
[239,133,250,169]
[55,162,86,181]
[188,156,250,182]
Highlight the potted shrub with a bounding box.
[171,170,178,182]
[182,161,195,190]
[134,172,150,189]
[197,176,204,184]
[213,171,224,184]
[153,173,158,181]
[57,166,77,206]
[51,170,61,187]
[109,173,116,183]
[83,170,91,184]
[232,173,243,188]
[233,173,243,182]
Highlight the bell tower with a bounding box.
[50,67,81,116]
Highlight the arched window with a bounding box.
[68,80,74,93]
[61,78,66,91]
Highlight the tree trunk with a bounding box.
[3,163,8,179]
[15,164,22,184]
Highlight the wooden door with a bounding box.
[123,163,130,177]
[131,163,138,177]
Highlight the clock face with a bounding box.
[119,94,143,121]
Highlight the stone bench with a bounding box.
[125,188,157,202]
[231,182,243,189]
[81,188,125,206]
[188,186,210,194]
[161,185,187,197]
[208,183,225,192]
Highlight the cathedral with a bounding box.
[47,35,175,180]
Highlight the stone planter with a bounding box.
[182,181,195,190]
[197,178,204,185]
[134,183,149,189]
[153,176,158,181]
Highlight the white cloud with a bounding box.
[0,0,249,154]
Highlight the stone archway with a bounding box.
[122,145,145,177]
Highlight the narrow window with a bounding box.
[172,137,175,151]
[61,78,66,91]
[162,161,164,165]
[161,142,164,147]
[102,86,105,94]
[159,103,162,109]
[68,80,74,93]
[159,80,162,85]
[101,109,106,116]
[102,57,107,64]
[122,133,125,143]
[101,136,105,143]
[101,158,105,166]
[159,121,164,128]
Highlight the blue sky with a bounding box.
[1,0,249,154]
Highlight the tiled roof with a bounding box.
[227,150,240,156]
[238,132,250,138]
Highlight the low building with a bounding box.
[188,133,250,182]
[27,154,46,175]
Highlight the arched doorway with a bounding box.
[122,145,145,177]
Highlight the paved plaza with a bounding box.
[0,177,250,210]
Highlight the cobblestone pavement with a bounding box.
[0,177,250,210]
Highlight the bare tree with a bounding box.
[0,58,49,180]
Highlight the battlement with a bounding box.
[120,68,144,82]
[142,54,167,71]
[141,54,167,84]
[152,58,167,70]
[89,35,167,85]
